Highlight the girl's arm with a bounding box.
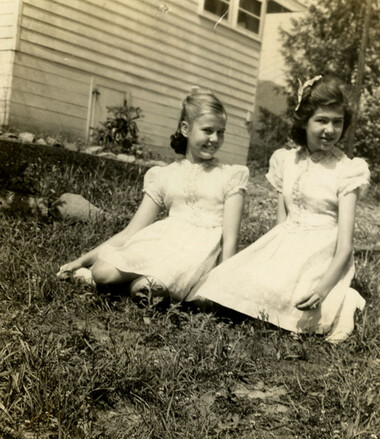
[276,193,287,225]
[104,195,161,246]
[296,190,358,310]
[58,195,161,275]
[221,191,245,262]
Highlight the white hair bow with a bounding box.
[295,75,323,111]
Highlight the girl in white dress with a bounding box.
[189,76,370,342]
[57,89,249,301]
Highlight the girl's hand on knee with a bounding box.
[56,261,82,279]
[295,292,322,310]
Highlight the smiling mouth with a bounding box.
[202,145,217,151]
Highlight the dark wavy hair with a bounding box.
[291,75,353,148]
[170,88,227,155]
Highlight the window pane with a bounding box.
[237,10,260,33]
[267,1,290,13]
[204,0,230,17]
[239,0,261,17]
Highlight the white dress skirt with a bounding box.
[188,147,370,341]
[98,158,249,300]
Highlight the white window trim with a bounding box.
[198,0,268,41]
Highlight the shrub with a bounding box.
[91,101,144,157]
[248,107,291,168]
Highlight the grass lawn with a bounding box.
[0,155,379,439]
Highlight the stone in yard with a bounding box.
[18,132,35,143]
[98,151,117,159]
[0,132,18,140]
[64,142,80,152]
[232,382,287,401]
[46,136,62,147]
[117,154,136,163]
[51,193,105,222]
[84,146,103,155]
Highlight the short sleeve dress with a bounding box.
[189,147,370,342]
[98,159,249,300]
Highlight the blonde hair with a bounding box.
[170,88,227,155]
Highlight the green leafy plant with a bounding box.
[91,101,144,157]
[248,107,291,169]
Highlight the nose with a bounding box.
[209,131,218,143]
[324,122,334,134]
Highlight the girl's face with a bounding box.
[305,105,344,153]
[182,113,226,162]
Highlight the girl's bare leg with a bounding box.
[130,276,168,299]
[91,260,139,285]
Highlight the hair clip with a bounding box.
[190,86,212,96]
[181,87,200,107]
[190,86,201,96]
[295,75,322,111]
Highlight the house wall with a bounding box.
[0,0,21,126]
[250,11,305,155]
[258,12,304,90]
[3,0,262,164]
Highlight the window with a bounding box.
[204,0,230,18]
[202,0,264,36]
[237,0,262,34]
[267,1,291,13]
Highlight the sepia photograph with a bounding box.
[0,0,379,437]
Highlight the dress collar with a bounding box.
[179,157,219,169]
[297,146,344,163]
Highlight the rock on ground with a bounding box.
[51,193,106,222]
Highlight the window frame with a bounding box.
[198,0,268,40]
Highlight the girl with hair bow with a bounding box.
[189,75,370,342]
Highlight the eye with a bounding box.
[333,119,344,125]
[203,128,213,134]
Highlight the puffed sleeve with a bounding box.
[265,148,288,192]
[224,165,249,199]
[143,166,165,207]
[337,158,370,199]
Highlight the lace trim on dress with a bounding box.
[178,157,219,169]
[291,158,308,212]
[180,158,220,225]
[292,146,344,211]
[296,146,344,163]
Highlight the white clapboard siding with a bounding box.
[17,21,256,109]
[0,0,21,125]
[22,0,259,80]
[5,0,262,163]
[19,15,256,102]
